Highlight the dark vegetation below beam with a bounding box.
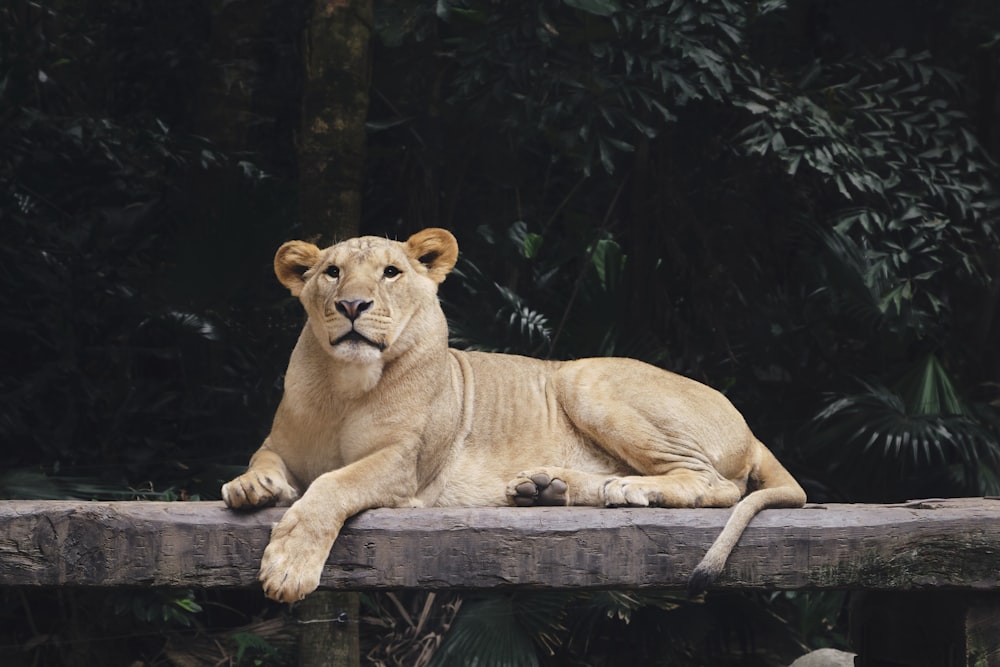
[1,498,998,591]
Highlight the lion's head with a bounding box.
[274,228,459,372]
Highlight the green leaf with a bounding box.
[590,239,626,291]
[174,596,203,614]
[597,137,617,174]
[522,232,544,259]
[742,101,770,115]
[770,130,786,152]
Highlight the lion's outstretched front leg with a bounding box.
[222,446,299,509]
[258,445,417,603]
[258,493,339,603]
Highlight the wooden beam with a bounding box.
[1,498,999,591]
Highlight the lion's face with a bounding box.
[274,228,459,368]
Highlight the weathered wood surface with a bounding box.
[0,498,998,591]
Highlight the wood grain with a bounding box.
[1,498,998,591]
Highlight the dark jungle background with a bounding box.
[1,0,998,664]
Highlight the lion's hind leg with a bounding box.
[507,467,743,509]
[602,469,743,508]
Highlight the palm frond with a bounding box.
[494,285,553,352]
[895,353,967,416]
[428,595,541,667]
[446,258,552,355]
[809,376,1000,499]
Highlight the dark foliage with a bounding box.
[0,2,303,663]
[1,0,999,664]
[0,0,300,499]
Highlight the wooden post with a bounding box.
[850,592,1000,667]
[967,602,1000,667]
[296,590,360,667]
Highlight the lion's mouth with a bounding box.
[332,330,385,351]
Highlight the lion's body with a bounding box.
[223,229,806,603]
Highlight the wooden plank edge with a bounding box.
[0,498,998,591]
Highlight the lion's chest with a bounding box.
[275,396,389,488]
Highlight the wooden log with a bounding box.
[1,498,999,591]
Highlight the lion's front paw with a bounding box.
[259,505,334,603]
[222,470,298,510]
[506,471,569,507]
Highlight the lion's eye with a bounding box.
[325,265,340,279]
[383,265,401,278]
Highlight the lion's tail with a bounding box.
[687,441,806,597]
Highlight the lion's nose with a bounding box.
[335,299,373,321]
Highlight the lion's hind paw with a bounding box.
[507,471,569,507]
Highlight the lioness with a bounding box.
[223,228,806,603]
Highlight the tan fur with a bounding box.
[222,228,806,603]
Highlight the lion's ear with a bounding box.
[405,228,458,284]
[274,241,321,296]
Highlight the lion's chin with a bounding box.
[326,328,387,362]
[327,338,385,366]
[324,343,385,395]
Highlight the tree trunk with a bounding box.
[294,3,372,663]
[298,0,372,243]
